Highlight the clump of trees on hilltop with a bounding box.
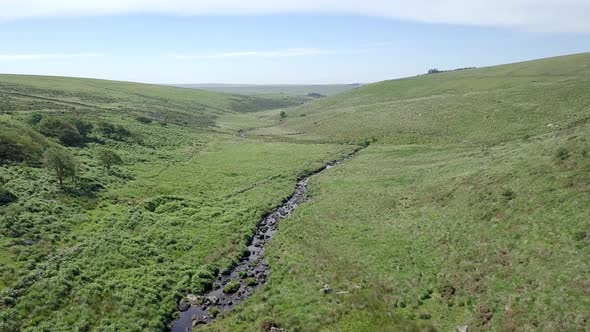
[426,67,477,75]
[1,113,132,192]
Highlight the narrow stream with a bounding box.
[170,149,360,331]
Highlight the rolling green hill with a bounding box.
[261,53,590,145]
[0,75,354,331]
[208,53,590,331]
[1,53,589,332]
[175,83,362,97]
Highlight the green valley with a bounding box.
[1,53,590,332]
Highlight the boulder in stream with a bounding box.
[178,300,190,312]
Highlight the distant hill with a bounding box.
[269,52,590,145]
[174,83,363,97]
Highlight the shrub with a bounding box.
[43,147,76,186]
[279,111,287,119]
[0,125,46,164]
[246,277,257,287]
[556,147,570,161]
[96,122,132,141]
[25,112,45,126]
[208,307,220,318]
[0,188,17,206]
[37,117,83,146]
[97,149,123,171]
[501,188,516,201]
[136,116,152,124]
[68,118,93,137]
[222,280,240,294]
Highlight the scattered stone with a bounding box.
[178,300,190,312]
[456,325,469,332]
[320,284,332,294]
[170,152,362,331]
[192,316,208,326]
[187,294,204,305]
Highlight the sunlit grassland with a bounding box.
[203,53,590,331]
[2,53,590,332]
[0,75,356,331]
[258,53,590,145]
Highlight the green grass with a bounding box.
[2,52,590,332]
[175,84,362,97]
[200,53,590,332]
[258,53,590,145]
[0,75,355,331]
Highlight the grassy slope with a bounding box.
[205,53,590,331]
[258,53,590,145]
[0,75,355,331]
[175,84,361,97]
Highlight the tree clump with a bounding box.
[97,148,123,172]
[96,122,132,141]
[37,117,92,147]
[0,125,47,164]
[43,147,76,186]
[0,188,17,206]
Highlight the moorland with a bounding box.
[1,53,589,331]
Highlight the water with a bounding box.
[170,150,360,331]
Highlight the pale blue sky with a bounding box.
[0,1,589,84]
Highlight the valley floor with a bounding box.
[1,54,590,331]
[201,113,590,332]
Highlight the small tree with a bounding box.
[97,149,123,172]
[43,148,76,186]
[279,111,287,119]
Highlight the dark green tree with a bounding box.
[43,147,76,186]
[97,149,123,171]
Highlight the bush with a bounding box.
[96,122,132,141]
[97,149,123,171]
[136,116,152,124]
[222,280,240,294]
[43,147,76,186]
[0,124,46,164]
[37,117,83,146]
[68,118,93,137]
[279,111,287,119]
[246,277,257,286]
[0,188,17,206]
[25,112,45,126]
[556,147,570,161]
[501,188,516,201]
[208,307,220,317]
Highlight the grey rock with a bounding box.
[178,300,190,312]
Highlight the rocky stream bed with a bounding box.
[170,149,360,331]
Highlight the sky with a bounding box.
[0,0,589,84]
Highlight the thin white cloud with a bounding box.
[0,1,589,33]
[174,48,323,60]
[0,53,103,61]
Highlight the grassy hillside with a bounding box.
[175,84,362,97]
[203,53,590,331]
[0,75,355,331]
[1,53,589,332]
[260,53,590,145]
